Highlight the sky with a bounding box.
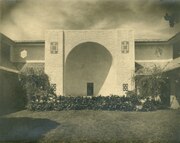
[0,0,179,40]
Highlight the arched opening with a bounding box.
[65,42,112,96]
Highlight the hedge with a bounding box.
[20,68,166,112]
[27,93,163,112]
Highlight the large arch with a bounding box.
[65,42,112,96]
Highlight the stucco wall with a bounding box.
[65,42,112,96]
[135,43,173,61]
[45,29,135,96]
[45,30,64,95]
[64,30,118,96]
[116,30,135,93]
[0,36,2,65]
[173,42,180,59]
[1,42,11,66]
[0,34,16,70]
[0,70,25,109]
[11,44,45,62]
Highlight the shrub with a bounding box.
[20,68,165,112]
[26,93,162,112]
[126,91,141,105]
[134,65,168,98]
[141,99,157,111]
[19,68,55,107]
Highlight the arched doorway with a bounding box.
[65,42,112,96]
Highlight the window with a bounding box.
[121,41,129,53]
[123,84,128,91]
[50,42,58,54]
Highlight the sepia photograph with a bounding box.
[0,0,180,142]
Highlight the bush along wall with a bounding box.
[20,68,166,112]
[19,68,55,108]
[27,93,164,112]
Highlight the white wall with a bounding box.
[45,29,135,96]
[135,43,173,61]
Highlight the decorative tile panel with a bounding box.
[20,49,27,58]
[123,83,128,91]
[121,41,129,53]
[50,42,58,54]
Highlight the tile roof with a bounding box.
[136,57,180,75]
[135,61,169,75]
[15,63,45,73]
[164,57,180,72]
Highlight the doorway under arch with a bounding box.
[65,42,112,96]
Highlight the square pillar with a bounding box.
[45,30,64,95]
[116,30,135,95]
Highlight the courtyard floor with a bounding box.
[0,109,180,143]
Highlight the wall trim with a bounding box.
[135,59,173,63]
[0,66,19,73]
[26,60,45,63]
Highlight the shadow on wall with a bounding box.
[0,117,59,142]
[65,42,112,96]
[0,70,27,116]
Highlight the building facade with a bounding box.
[45,30,134,96]
[0,29,179,107]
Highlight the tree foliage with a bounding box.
[19,68,55,106]
[161,0,180,27]
[134,65,168,98]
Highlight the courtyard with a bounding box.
[0,109,180,143]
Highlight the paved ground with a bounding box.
[0,109,180,143]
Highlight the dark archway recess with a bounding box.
[65,42,112,96]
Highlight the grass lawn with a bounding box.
[0,109,180,143]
